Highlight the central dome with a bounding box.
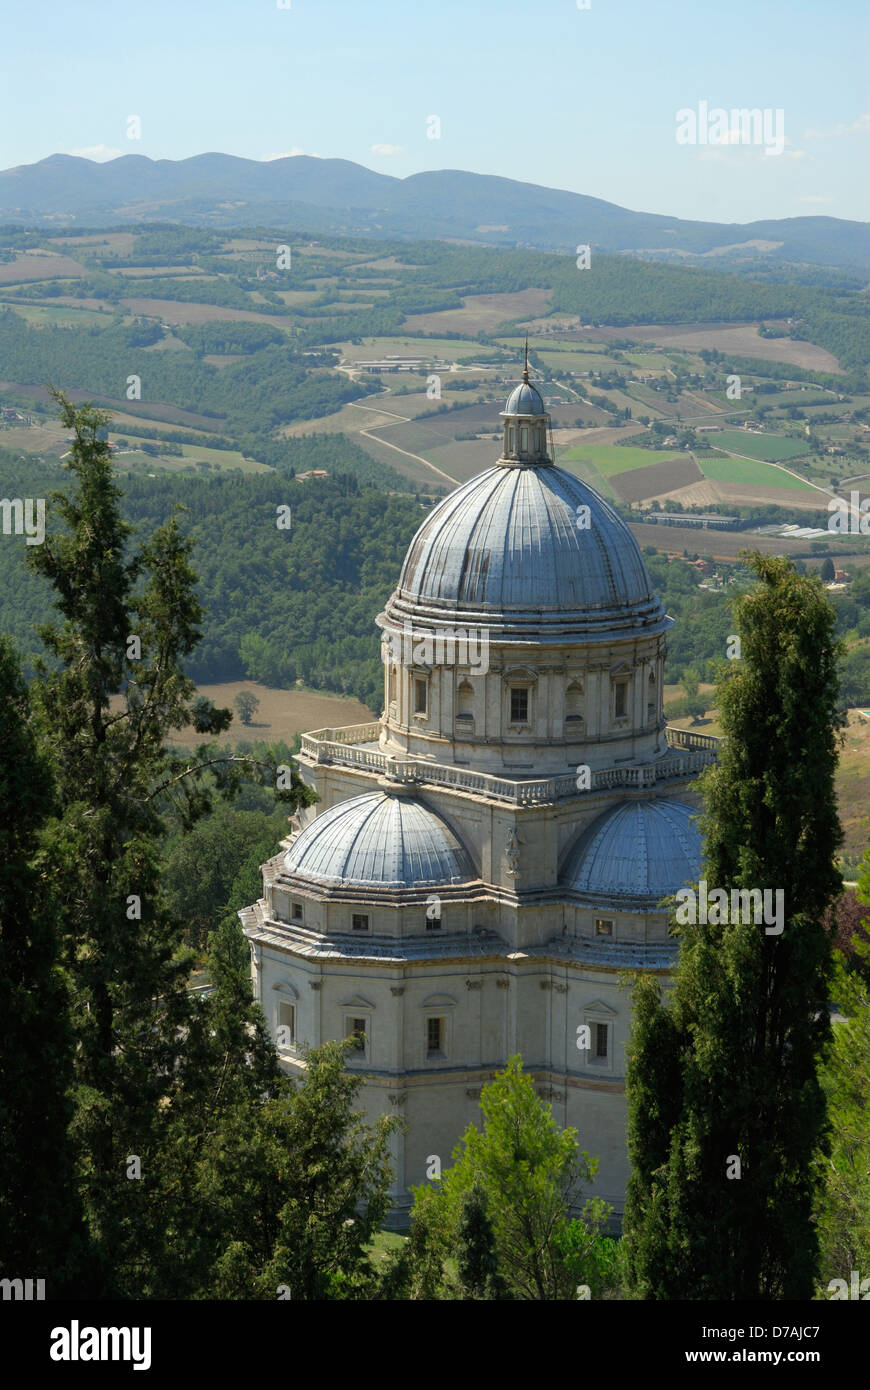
[383,462,670,643]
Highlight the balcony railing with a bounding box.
[298,723,720,807]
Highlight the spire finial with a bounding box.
[522,336,529,382]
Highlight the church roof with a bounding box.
[501,379,547,417]
[560,798,703,911]
[283,791,474,890]
[384,460,670,642]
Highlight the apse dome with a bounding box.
[383,463,670,643]
[283,791,474,890]
[561,798,702,910]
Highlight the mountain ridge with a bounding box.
[2,152,869,278]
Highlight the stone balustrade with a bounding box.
[297,723,720,806]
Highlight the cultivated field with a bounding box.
[119,297,295,329]
[560,442,684,475]
[395,290,552,335]
[0,252,86,283]
[613,322,843,373]
[712,429,810,462]
[697,454,817,490]
[610,456,704,503]
[151,681,374,748]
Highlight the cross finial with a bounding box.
[523,336,530,382]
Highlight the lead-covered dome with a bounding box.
[502,380,546,416]
[383,462,670,643]
[561,798,702,910]
[283,791,474,889]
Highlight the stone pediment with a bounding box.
[272,979,300,999]
[339,993,376,1010]
[421,993,457,1009]
[582,999,618,1016]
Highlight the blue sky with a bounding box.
[2,0,868,223]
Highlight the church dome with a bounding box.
[383,462,670,643]
[502,380,546,416]
[283,791,474,889]
[561,798,702,910]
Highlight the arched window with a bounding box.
[389,665,397,706]
[647,670,656,723]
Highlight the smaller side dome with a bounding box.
[283,791,474,889]
[561,799,702,911]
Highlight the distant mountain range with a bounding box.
[2,152,869,278]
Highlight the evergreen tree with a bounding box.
[199,1038,400,1299]
[0,636,86,1293]
[455,1184,507,1299]
[25,393,310,1295]
[625,553,843,1299]
[409,1056,601,1300]
[813,938,870,1287]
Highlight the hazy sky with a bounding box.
[2,0,868,224]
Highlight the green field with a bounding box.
[178,442,271,472]
[559,442,684,476]
[536,349,630,373]
[4,302,111,328]
[497,335,608,354]
[696,454,817,490]
[331,335,490,361]
[714,429,810,462]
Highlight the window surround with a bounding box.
[412,672,429,720]
[340,996,375,1062]
[579,999,617,1074]
[421,993,456,1064]
[503,668,536,732]
[276,1000,296,1051]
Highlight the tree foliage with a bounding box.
[625,553,844,1300]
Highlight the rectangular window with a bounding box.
[510,687,529,723]
[352,913,369,933]
[427,1017,443,1054]
[426,913,441,930]
[595,918,613,937]
[277,1001,295,1048]
[414,678,428,715]
[614,681,628,719]
[595,1022,609,1059]
[346,1017,366,1052]
[291,901,303,921]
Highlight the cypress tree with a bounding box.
[455,1184,507,1299]
[0,635,87,1293]
[624,553,843,1299]
[26,393,309,1295]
